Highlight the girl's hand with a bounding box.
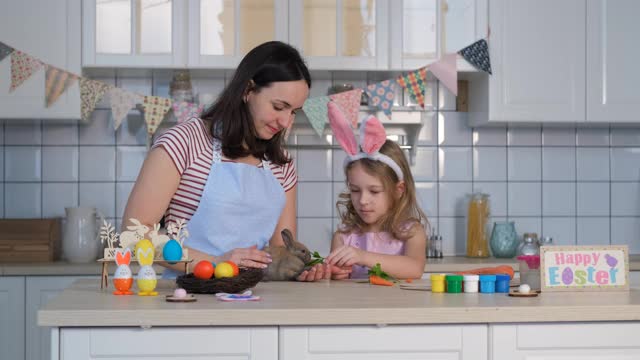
[296,263,331,282]
[326,245,362,267]
[219,245,272,269]
[330,264,352,280]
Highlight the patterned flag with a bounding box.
[458,39,492,74]
[80,78,110,122]
[364,79,396,117]
[10,51,43,92]
[172,101,204,124]
[109,87,139,130]
[142,95,172,136]
[45,66,77,107]
[329,88,363,128]
[396,67,428,108]
[0,41,13,63]
[429,53,458,96]
[302,96,330,137]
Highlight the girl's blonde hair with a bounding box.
[336,140,429,239]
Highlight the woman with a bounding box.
[122,41,329,281]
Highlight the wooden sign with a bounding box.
[540,245,629,292]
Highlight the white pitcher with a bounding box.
[62,207,99,263]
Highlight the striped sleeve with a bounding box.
[152,122,194,175]
[280,158,298,192]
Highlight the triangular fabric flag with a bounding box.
[458,39,492,74]
[10,50,43,92]
[0,41,13,63]
[109,87,138,129]
[80,78,110,122]
[45,66,77,107]
[395,67,428,108]
[302,96,330,137]
[142,95,172,136]
[429,53,458,96]
[329,88,363,128]
[172,101,204,124]
[364,79,396,117]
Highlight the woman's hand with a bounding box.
[296,263,331,281]
[218,245,272,269]
[326,245,363,267]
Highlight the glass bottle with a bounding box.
[466,193,490,257]
[518,234,540,256]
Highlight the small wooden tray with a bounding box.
[508,289,540,297]
[165,294,197,302]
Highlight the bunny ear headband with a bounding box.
[327,101,404,181]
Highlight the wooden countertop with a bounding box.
[6,255,640,276]
[39,279,640,327]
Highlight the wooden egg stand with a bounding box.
[98,253,192,290]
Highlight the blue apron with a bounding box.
[163,138,286,278]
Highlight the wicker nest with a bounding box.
[176,268,264,294]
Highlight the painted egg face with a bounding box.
[114,266,132,279]
[138,266,156,280]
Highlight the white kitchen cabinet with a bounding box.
[0,277,25,360]
[280,325,488,359]
[492,323,640,359]
[82,0,186,67]
[390,0,488,71]
[26,276,95,360]
[188,0,288,68]
[586,0,640,123]
[0,0,81,119]
[60,327,278,360]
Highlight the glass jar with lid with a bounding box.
[466,193,490,258]
[518,233,540,256]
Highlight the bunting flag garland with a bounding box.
[329,88,363,128]
[109,87,139,130]
[142,95,172,136]
[458,39,492,74]
[172,101,204,124]
[0,41,13,62]
[302,96,331,137]
[365,79,396,117]
[10,50,43,92]
[79,78,110,122]
[396,67,428,108]
[45,66,77,107]
[429,53,458,96]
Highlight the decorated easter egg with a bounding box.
[194,260,215,279]
[163,239,183,263]
[228,260,239,276]
[562,267,573,285]
[215,261,236,278]
[135,239,155,266]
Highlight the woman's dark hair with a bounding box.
[200,41,311,165]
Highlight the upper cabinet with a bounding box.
[0,0,81,119]
[82,0,186,67]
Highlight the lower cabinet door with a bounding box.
[0,277,25,360]
[281,324,488,360]
[60,327,278,360]
[492,323,640,359]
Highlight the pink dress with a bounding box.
[341,231,406,279]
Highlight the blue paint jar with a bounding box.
[495,274,511,293]
[479,274,496,293]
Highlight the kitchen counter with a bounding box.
[7,255,640,276]
[39,279,640,327]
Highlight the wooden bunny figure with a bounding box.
[113,248,133,295]
[135,239,158,296]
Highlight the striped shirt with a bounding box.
[152,118,297,227]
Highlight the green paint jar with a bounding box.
[446,274,463,293]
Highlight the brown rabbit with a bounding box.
[262,229,312,281]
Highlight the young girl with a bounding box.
[325,102,428,280]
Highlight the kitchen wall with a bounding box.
[1,71,639,256]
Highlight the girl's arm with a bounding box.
[329,231,352,280]
[327,223,427,279]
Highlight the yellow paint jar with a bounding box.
[430,274,446,293]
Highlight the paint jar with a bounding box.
[430,274,446,293]
[446,275,463,293]
[479,274,497,293]
[463,274,479,293]
[495,274,511,293]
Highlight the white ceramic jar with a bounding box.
[62,207,99,263]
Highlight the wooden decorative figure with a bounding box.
[118,218,150,250]
[135,239,158,296]
[112,248,134,295]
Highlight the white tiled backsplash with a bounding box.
[2,72,640,256]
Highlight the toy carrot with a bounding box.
[368,263,397,286]
[369,275,394,286]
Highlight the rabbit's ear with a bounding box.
[360,115,387,154]
[328,101,358,156]
[281,228,295,248]
[129,218,141,226]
